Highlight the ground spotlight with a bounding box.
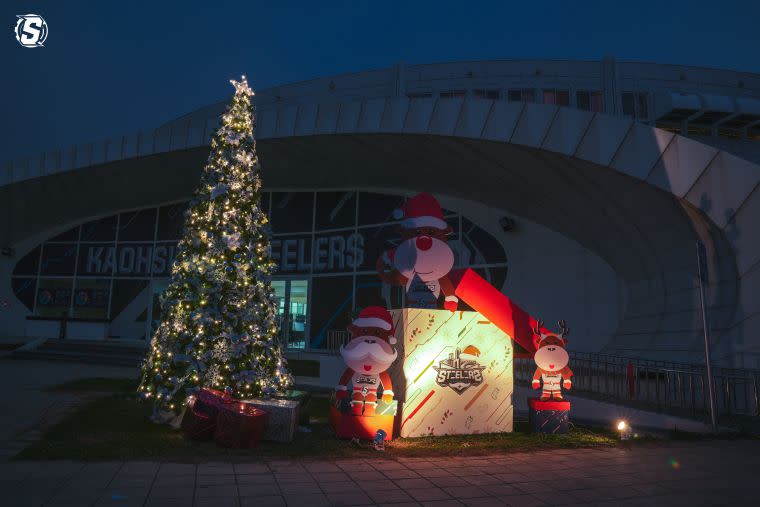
[616,420,632,440]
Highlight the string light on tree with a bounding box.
[138,75,293,422]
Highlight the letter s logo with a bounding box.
[15,14,48,48]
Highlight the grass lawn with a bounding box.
[18,378,622,462]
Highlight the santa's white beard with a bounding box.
[340,338,397,373]
[394,237,455,285]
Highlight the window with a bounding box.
[73,279,111,319]
[272,279,309,350]
[270,192,314,233]
[315,191,356,230]
[576,90,604,112]
[36,278,73,317]
[508,89,535,103]
[440,90,465,99]
[622,91,649,120]
[11,192,511,351]
[40,244,77,276]
[543,89,569,106]
[473,89,500,100]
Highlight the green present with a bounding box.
[376,399,398,416]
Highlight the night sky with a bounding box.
[2,0,759,161]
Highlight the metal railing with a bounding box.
[324,330,351,355]
[515,353,760,420]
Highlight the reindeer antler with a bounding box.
[557,320,570,339]
[533,319,544,337]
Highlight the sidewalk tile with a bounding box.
[312,472,350,483]
[408,488,452,502]
[148,485,195,499]
[240,494,286,506]
[325,491,374,506]
[367,488,415,503]
[234,463,271,474]
[197,474,236,486]
[195,484,239,497]
[236,473,277,485]
[238,482,280,496]
[396,478,435,490]
[157,463,196,476]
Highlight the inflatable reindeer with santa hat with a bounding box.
[532,320,573,401]
[376,192,459,311]
[335,306,397,416]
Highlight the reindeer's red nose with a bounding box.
[416,236,433,251]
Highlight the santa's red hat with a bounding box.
[352,306,396,345]
[393,192,448,230]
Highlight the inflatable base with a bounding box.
[329,405,395,440]
[528,397,570,434]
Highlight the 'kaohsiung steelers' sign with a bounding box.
[389,309,513,438]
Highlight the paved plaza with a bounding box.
[2,439,758,507]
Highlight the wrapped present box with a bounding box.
[213,402,268,449]
[389,309,514,438]
[194,388,230,419]
[242,398,300,442]
[181,404,216,441]
[527,398,570,434]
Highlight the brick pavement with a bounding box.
[1,439,757,506]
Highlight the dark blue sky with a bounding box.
[3,0,759,161]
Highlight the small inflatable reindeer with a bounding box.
[531,320,573,401]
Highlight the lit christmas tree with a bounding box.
[139,76,292,421]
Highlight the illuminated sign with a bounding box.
[270,232,364,273]
[84,244,176,276]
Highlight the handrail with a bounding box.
[516,355,760,420]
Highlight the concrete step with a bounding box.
[40,340,146,355]
[12,349,144,367]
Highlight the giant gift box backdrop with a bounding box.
[390,309,514,438]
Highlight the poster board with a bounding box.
[389,309,513,438]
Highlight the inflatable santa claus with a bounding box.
[336,306,397,416]
[376,192,459,311]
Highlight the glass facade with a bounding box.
[10,191,509,350]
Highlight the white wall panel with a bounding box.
[685,151,760,228]
[315,103,339,135]
[480,102,522,141]
[379,98,409,133]
[274,105,298,138]
[403,98,435,134]
[294,104,318,136]
[255,107,277,139]
[337,101,362,133]
[541,107,593,156]
[610,124,674,180]
[647,135,718,197]
[511,103,557,148]
[428,98,463,136]
[454,98,493,139]
[357,98,386,132]
[575,115,632,167]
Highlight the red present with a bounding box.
[194,388,231,419]
[180,404,216,441]
[213,402,269,449]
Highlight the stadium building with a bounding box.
[2,57,760,376]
